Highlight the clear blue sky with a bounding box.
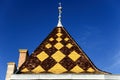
[0,0,120,79]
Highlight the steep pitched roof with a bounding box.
[19,27,108,74]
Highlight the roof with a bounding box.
[19,27,108,74]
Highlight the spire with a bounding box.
[57,3,63,27]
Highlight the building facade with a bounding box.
[6,3,120,80]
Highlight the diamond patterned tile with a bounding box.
[41,57,57,71]
[49,39,58,45]
[45,43,52,49]
[68,51,81,61]
[32,65,45,73]
[70,65,84,73]
[37,51,49,62]
[60,46,71,55]
[64,37,69,41]
[77,57,91,70]
[60,57,76,70]
[44,47,57,56]
[49,37,54,41]
[21,68,29,72]
[56,33,62,37]
[87,67,95,72]
[66,43,73,49]
[56,37,62,42]
[26,57,41,70]
[52,51,65,62]
[48,63,67,74]
[54,43,64,50]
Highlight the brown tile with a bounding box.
[41,57,57,71]
[26,57,41,70]
[60,46,71,55]
[60,57,76,71]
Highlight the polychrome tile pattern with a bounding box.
[19,27,106,74]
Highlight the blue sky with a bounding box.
[0,0,120,79]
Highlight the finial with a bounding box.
[57,2,63,27]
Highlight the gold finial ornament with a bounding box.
[57,3,63,27]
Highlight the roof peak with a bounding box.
[57,2,63,27]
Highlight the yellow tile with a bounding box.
[66,43,73,49]
[64,37,69,41]
[48,63,67,74]
[87,67,95,72]
[56,37,62,42]
[45,43,52,49]
[37,51,49,62]
[58,28,61,32]
[52,51,65,62]
[49,37,54,41]
[21,68,29,72]
[32,65,45,73]
[56,33,62,37]
[68,51,81,61]
[70,65,84,73]
[54,43,64,50]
